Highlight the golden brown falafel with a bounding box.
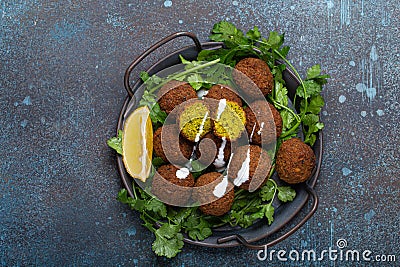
[194,172,234,216]
[245,100,283,145]
[276,138,316,184]
[151,164,195,206]
[228,145,272,191]
[196,132,232,168]
[205,84,243,106]
[234,58,274,99]
[153,125,194,164]
[157,80,197,114]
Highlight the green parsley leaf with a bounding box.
[302,94,325,114]
[183,214,213,241]
[260,180,276,202]
[146,198,168,218]
[152,157,165,168]
[277,186,296,202]
[306,64,322,80]
[267,31,284,50]
[296,80,322,99]
[149,103,167,126]
[187,73,204,90]
[209,21,248,47]
[246,26,261,41]
[274,82,289,107]
[152,224,184,258]
[263,203,275,225]
[303,113,320,128]
[168,207,194,225]
[107,130,123,155]
[140,71,150,82]
[116,188,130,204]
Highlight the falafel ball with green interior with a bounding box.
[212,99,246,141]
[178,99,213,142]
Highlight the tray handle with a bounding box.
[217,184,319,249]
[124,32,202,97]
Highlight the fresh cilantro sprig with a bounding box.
[297,65,329,145]
[224,178,296,227]
[106,130,123,155]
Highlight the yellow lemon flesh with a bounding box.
[122,106,153,182]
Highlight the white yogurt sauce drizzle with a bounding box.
[197,89,209,99]
[233,146,251,186]
[194,111,209,143]
[216,99,227,120]
[213,137,227,168]
[213,153,234,197]
[249,123,257,142]
[257,122,265,135]
[176,167,190,179]
[213,175,228,198]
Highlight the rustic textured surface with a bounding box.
[1,1,399,266]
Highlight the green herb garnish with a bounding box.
[106,129,122,155]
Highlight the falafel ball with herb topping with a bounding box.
[245,100,283,145]
[194,172,234,216]
[276,138,316,184]
[151,164,195,206]
[196,132,232,169]
[157,80,197,115]
[153,125,194,164]
[178,99,212,142]
[228,145,272,191]
[234,57,274,99]
[212,100,246,141]
[205,84,243,106]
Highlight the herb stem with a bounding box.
[147,58,221,94]
[269,97,301,138]
[271,48,308,118]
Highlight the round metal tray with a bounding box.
[116,32,321,250]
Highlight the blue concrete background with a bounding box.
[1,0,399,266]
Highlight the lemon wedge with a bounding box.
[122,106,153,182]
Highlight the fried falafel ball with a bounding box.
[157,80,197,115]
[178,99,212,142]
[153,125,194,164]
[228,145,272,191]
[276,138,316,184]
[194,172,234,216]
[245,100,283,145]
[151,164,195,206]
[205,84,243,106]
[234,58,274,99]
[196,132,232,169]
[212,100,246,141]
